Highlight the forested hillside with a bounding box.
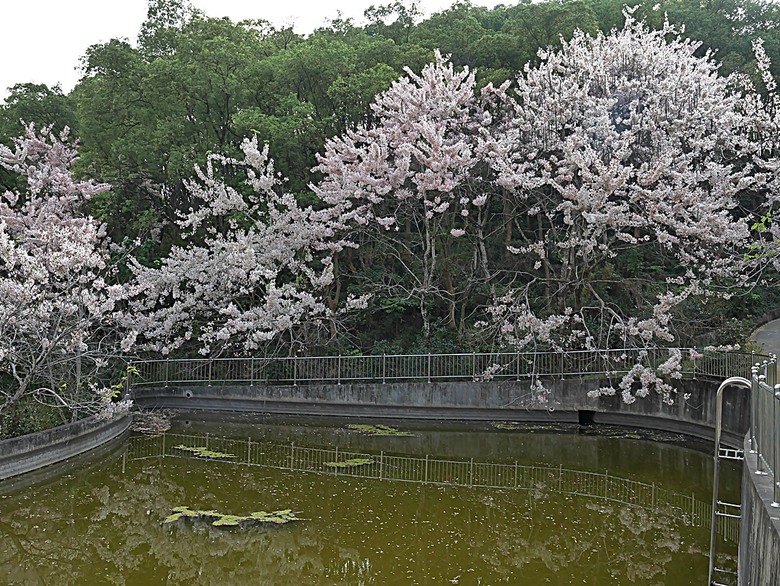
[2,0,780,367]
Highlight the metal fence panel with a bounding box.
[130,349,768,389]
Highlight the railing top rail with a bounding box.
[129,348,772,366]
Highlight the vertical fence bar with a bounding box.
[125,362,133,400]
[758,371,768,475]
[164,358,170,388]
[208,360,212,387]
[751,365,759,453]
[774,384,780,506]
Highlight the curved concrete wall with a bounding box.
[132,376,750,448]
[0,413,131,480]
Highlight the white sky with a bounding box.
[0,0,506,101]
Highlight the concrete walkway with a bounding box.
[751,318,780,358]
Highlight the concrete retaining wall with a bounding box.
[132,376,750,448]
[0,413,131,480]
[740,435,780,585]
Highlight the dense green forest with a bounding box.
[2,0,780,357]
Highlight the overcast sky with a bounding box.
[0,0,506,101]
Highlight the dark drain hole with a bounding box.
[578,410,595,425]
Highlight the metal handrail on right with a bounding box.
[749,357,780,504]
[708,356,780,585]
[708,375,752,586]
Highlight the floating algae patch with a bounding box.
[490,422,521,430]
[324,458,375,469]
[490,422,574,433]
[163,506,300,527]
[173,445,236,460]
[345,424,414,437]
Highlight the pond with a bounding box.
[0,416,741,585]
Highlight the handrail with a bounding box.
[749,357,780,506]
[128,348,767,388]
[708,376,751,586]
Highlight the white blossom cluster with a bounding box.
[314,12,776,402]
[481,13,769,401]
[0,124,128,418]
[5,11,780,414]
[124,137,356,356]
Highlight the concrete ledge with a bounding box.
[739,435,780,585]
[132,376,749,448]
[0,413,131,481]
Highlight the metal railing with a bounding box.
[125,432,739,543]
[750,357,780,506]
[129,348,766,389]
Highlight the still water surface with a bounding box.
[0,417,740,585]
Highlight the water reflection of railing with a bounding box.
[129,349,766,388]
[126,433,739,543]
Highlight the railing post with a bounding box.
[164,358,169,388]
[293,354,297,387]
[249,357,255,387]
[338,354,342,385]
[692,347,697,380]
[427,353,431,383]
[773,384,780,507]
[758,370,768,475]
[751,366,759,453]
[516,351,520,381]
[208,360,212,387]
[382,354,386,384]
[125,362,133,399]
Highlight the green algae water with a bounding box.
[0,416,741,585]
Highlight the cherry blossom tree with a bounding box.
[0,124,130,422]
[742,37,780,267]
[315,11,772,400]
[481,11,769,402]
[313,52,509,341]
[124,136,361,356]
